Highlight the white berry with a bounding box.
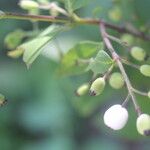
[103,104,128,130]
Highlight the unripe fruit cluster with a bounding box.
[74,40,150,137]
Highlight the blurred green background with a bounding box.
[0,0,150,150]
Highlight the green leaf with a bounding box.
[64,0,73,13]
[58,41,104,76]
[87,50,113,74]
[4,29,25,49]
[21,25,63,67]
[22,37,50,68]
[63,0,90,12]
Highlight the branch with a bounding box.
[0,12,150,41]
[99,22,142,116]
[77,18,150,41]
[0,12,69,23]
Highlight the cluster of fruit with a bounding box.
[4,0,150,137]
[76,42,150,136]
[76,69,150,136]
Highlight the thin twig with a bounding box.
[132,88,148,96]
[106,34,131,49]
[103,65,114,80]
[122,93,131,107]
[121,58,140,69]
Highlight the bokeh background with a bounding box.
[0,0,150,150]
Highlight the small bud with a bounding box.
[103,104,128,130]
[0,93,7,106]
[49,2,60,17]
[7,48,24,58]
[140,65,150,77]
[19,0,39,10]
[136,114,150,136]
[109,72,124,89]
[148,91,150,98]
[90,77,105,96]
[120,34,134,45]
[108,6,122,22]
[76,83,89,96]
[130,46,146,61]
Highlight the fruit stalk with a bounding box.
[99,22,142,116]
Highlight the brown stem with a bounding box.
[99,22,142,116]
[0,12,150,41]
[1,12,69,23]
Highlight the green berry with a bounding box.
[4,29,25,49]
[120,34,134,45]
[130,47,146,61]
[76,83,89,96]
[108,6,122,22]
[109,72,124,89]
[90,77,105,96]
[19,0,39,10]
[136,114,150,136]
[140,65,150,77]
